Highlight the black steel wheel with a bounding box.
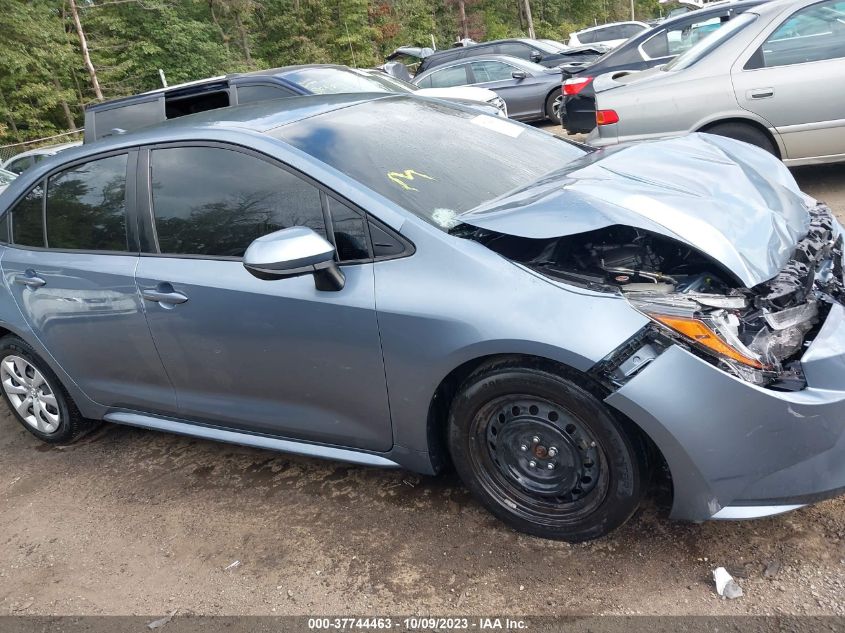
[448,359,645,541]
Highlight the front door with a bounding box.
[732,0,845,160]
[135,144,392,451]
[468,60,541,119]
[1,152,177,413]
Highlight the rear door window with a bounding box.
[575,30,596,43]
[45,154,129,251]
[427,65,470,88]
[617,24,646,38]
[149,146,326,257]
[757,0,845,67]
[496,42,532,59]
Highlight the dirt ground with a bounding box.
[1,131,844,617]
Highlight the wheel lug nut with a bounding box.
[548,447,558,457]
[528,460,537,468]
[547,463,555,470]
[531,436,540,444]
[520,444,528,451]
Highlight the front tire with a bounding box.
[0,335,95,444]
[448,360,645,541]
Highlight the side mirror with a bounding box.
[530,51,543,62]
[243,226,345,291]
[511,70,528,79]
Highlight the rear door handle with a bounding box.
[748,87,774,99]
[13,273,46,289]
[142,285,188,306]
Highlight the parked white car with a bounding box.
[0,168,16,195]
[0,141,81,175]
[358,68,508,117]
[568,21,650,48]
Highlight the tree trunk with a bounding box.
[209,1,231,52]
[517,0,525,31]
[522,0,536,39]
[234,12,253,66]
[0,88,20,140]
[68,0,103,101]
[457,0,468,40]
[53,77,78,131]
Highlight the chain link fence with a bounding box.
[0,129,84,166]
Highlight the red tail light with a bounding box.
[563,76,593,96]
[596,109,619,126]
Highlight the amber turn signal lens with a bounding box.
[595,109,619,126]
[651,314,764,369]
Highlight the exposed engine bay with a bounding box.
[456,203,845,389]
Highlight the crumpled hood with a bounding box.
[460,133,816,288]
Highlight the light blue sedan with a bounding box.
[0,95,843,541]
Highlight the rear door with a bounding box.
[732,0,845,160]
[134,143,393,450]
[1,151,177,413]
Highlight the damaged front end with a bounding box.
[458,203,845,390]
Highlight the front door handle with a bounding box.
[142,285,188,305]
[748,87,774,99]
[13,273,46,289]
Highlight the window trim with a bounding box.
[136,140,413,265]
[4,148,139,256]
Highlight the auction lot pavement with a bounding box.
[1,130,844,617]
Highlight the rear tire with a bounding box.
[448,360,645,541]
[703,122,777,156]
[0,335,96,444]
[545,90,563,125]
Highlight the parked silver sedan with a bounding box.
[413,55,565,124]
[589,0,845,166]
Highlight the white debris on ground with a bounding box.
[714,567,744,599]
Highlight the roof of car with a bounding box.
[85,65,351,112]
[414,54,543,78]
[573,20,649,34]
[421,38,547,60]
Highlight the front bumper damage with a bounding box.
[600,207,845,521]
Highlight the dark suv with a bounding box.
[415,38,608,76]
[561,0,764,134]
